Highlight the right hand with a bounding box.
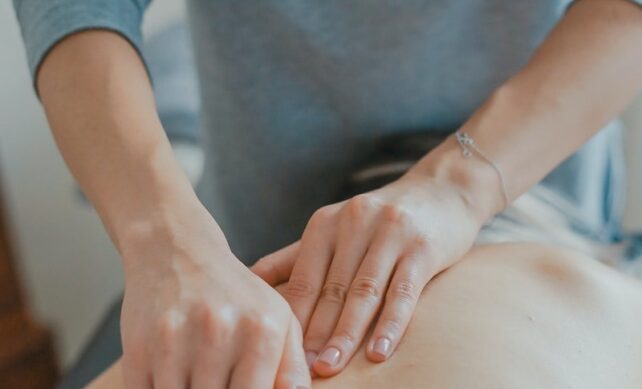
[119,207,310,389]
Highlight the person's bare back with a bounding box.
[89,242,642,388]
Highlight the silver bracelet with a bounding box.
[454,131,510,210]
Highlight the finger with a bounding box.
[252,241,301,286]
[303,196,379,362]
[228,319,285,389]
[189,308,237,389]
[275,316,312,389]
[312,220,402,377]
[284,205,339,331]
[152,321,191,389]
[366,253,429,363]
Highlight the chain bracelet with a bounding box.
[454,131,510,210]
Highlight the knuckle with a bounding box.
[346,194,375,219]
[192,302,234,345]
[309,206,334,228]
[157,313,181,352]
[349,276,382,300]
[412,235,432,252]
[333,327,358,348]
[390,280,418,303]
[243,312,280,339]
[219,314,237,334]
[196,305,215,330]
[194,305,230,345]
[320,280,349,304]
[240,313,263,333]
[259,318,281,339]
[380,317,404,337]
[381,204,409,225]
[285,277,316,298]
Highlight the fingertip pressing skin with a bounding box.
[367,336,392,362]
[304,208,401,376]
[312,344,345,377]
[313,237,426,375]
[365,256,428,365]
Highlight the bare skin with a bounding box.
[89,243,642,389]
[34,0,642,385]
[254,0,642,376]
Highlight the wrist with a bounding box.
[408,135,505,224]
[90,141,212,258]
[116,197,227,267]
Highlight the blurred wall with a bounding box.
[0,0,186,367]
[0,0,641,370]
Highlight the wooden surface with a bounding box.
[0,177,58,388]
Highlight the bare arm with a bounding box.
[253,0,642,377]
[416,0,642,219]
[37,31,310,389]
[38,30,199,248]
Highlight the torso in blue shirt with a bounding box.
[186,0,625,259]
[12,0,628,261]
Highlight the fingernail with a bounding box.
[373,337,391,358]
[318,346,341,366]
[305,351,317,368]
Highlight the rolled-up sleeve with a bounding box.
[13,0,151,82]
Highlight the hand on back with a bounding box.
[120,207,310,389]
[253,172,484,377]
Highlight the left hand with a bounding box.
[252,170,486,377]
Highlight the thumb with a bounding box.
[251,241,300,286]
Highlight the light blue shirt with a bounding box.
[13,0,642,260]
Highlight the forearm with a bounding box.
[38,30,205,254]
[36,26,312,389]
[412,0,642,221]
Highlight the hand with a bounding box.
[253,171,485,377]
[120,208,310,389]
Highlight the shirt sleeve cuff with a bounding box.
[13,0,150,89]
